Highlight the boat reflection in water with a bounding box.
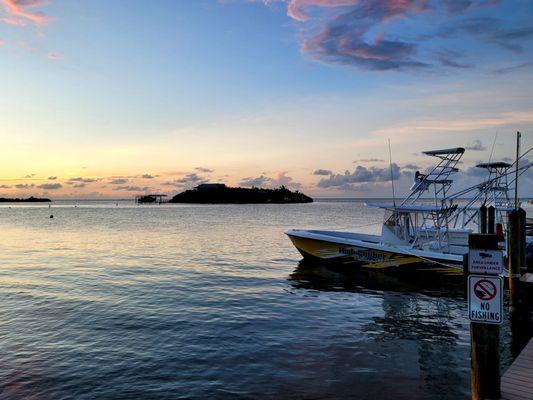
[288,260,471,399]
[289,260,465,299]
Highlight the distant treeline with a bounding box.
[169,185,313,204]
[0,196,51,202]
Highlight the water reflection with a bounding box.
[289,261,465,299]
[289,261,470,399]
[0,201,477,399]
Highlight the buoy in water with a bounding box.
[50,215,54,218]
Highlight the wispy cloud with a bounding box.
[313,169,332,176]
[403,163,421,170]
[0,0,51,27]
[465,139,487,151]
[195,167,214,173]
[162,172,209,188]
[317,163,401,189]
[109,178,129,185]
[353,158,385,163]
[372,111,533,138]
[492,61,533,75]
[434,16,533,53]
[271,171,301,188]
[47,51,62,60]
[37,183,62,190]
[66,177,99,184]
[112,185,150,192]
[14,183,34,189]
[300,1,431,71]
[239,175,270,187]
[239,171,301,189]
[249,0,530,72]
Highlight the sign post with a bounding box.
[467,233,502,400]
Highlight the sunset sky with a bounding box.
[1,0,532,198]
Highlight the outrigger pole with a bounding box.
[515,131,521,210]
[388,138,396,207]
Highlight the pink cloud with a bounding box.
[285,0,430,21]
[0,0,51,27]
[287,0,360,21]
[270,171,302,188]
[47,51,61,60]
[271,0,513,72]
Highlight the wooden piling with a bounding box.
[508,210,521,309]
[488,206,495,234]
[518,208,527,276]
[463,253,469,299]
[480,205,487,234]
[510,208,530,359]
[471,323,501,400]
[468,233,501,400]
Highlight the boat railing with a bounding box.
[402,148,464,206]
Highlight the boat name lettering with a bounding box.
[339,248,385,261]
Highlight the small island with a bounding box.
[0,196,51,202]
[169,184,313,204]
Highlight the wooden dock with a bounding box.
[501,337,533,400]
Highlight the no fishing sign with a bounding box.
[468,275,503,324]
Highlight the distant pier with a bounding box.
[135,194,167,204]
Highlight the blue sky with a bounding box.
[0,0,532,198]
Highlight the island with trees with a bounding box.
[0,196,51,202]
[169,184,313,204]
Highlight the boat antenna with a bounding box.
[388,138,396,207]
[488,131,498,163]
[514,131,521,209]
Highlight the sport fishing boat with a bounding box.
[286,144,532,268]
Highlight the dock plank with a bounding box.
[502,377,533,391]
[501,338,533,400]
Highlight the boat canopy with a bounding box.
[476,162,512,169]
[423,147,465,156]
[365,202,445,212]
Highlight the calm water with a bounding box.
[0,200,514,399]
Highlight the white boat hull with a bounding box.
[286,229,465,268]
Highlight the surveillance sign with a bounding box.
[468,249,504,275]
[468,275,503,324]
